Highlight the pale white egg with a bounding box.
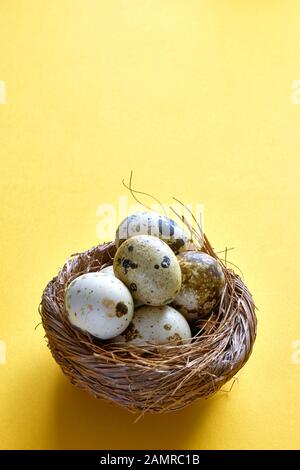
[113,235,182,306]
[64,272,134,340]
[115,211,190,253]
[114,305,191,345]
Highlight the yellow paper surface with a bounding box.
[0,0,300,449]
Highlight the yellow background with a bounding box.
[0,0,300,450]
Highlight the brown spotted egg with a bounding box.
[113,305,191,345]
[115,211,190,254]
[173,251,225,321]
[64,272,134,339]
[113,235,182,306]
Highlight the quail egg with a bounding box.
[113,235,182,306]
[64,272,134,339]
[115,211,190,254]
[114,305,191,345]
[173,251,225,321]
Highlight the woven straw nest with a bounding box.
[40,235,257,415]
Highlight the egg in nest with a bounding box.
[113,235,182,306]
[173,251,225,322]
[115,211,190,254]
[113,305,191,345]
[65,272,134,339]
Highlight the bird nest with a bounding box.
[40,235,257,415]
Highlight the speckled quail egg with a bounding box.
[114,305,191,345]
[173,251,225,322]
[115,211,190,254]
[64,272,134,340]
[113,235,182,306]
